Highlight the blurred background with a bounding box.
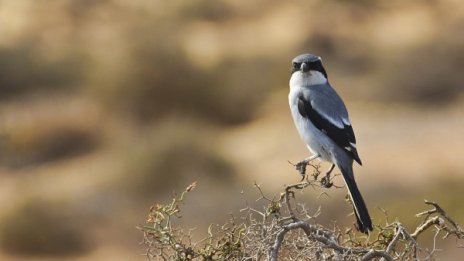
[0,0,463,260]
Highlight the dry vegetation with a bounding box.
[140,166,464,260]
[0,0,463,260]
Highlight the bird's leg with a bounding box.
[320,164,335,188]
[296,154,320,179]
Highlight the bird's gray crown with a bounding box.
[292,53,321,64]
[291,53,327,78]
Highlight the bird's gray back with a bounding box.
[300,83,350,128]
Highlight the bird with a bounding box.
[288,53,373,233]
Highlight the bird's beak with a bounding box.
[300,62,309,73]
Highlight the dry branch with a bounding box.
[138,167,463,260]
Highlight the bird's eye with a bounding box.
[309,61,321,70]
[309,60,328,78]
[291,62,302,74]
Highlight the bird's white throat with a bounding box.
[289,70,328,88]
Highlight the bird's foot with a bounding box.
[295,160,308,180]
[320,173,333,188]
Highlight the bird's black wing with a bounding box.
[298,95,362,165]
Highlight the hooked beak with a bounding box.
[300,62,310,73]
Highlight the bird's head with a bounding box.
[290,54,328,86]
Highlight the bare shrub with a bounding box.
[138,166,463,260]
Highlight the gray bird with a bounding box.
[288,53,373,233]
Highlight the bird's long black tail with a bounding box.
[339,166,373,234]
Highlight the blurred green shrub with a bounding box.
[385,44,464,105]
[0,199,91,257]
[178,0,235,21]
[0,124,99,169]
[119,120,236,199]
[0,46,84,99]
[112,49,278,125]
[94,8,283,126]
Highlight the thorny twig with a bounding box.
[139,169,464,260]
[414,200,464,240]
[269,178,393,261]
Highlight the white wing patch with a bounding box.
[342,117,351,126]
[318,110,345,129]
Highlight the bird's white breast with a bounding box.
[288,88,321,155]
[289,71,327,88]
[288,75,333,162]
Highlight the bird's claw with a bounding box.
[295,160,308,176]
[320,175,333,188]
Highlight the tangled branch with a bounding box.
[138,167,463,260]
